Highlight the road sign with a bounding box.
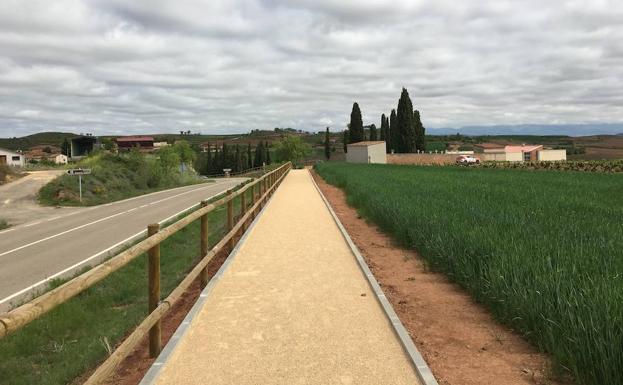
[67,168,91,175]
[66,168,91,202]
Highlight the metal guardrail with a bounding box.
[0,162,292,384]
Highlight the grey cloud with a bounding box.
[0,0,622,137]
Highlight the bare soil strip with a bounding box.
[311,170,566,385]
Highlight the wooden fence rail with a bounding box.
[0,162,292,360]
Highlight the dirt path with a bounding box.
[311,170,566,385]
[142,169,425,385]
[0,169,72,226]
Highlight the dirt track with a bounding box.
[0,170,69,226]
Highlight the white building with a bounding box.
[481,145,567,162]
[346,141,387,164]
[54,154,69,164]
[0,147,25,167]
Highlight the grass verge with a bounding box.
[315,162,623,385]
[38,152,204,207]
[0,187,255,385]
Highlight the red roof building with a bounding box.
[116,136,155,151]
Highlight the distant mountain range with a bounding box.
[427,123,623,137]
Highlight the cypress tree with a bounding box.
[61,138,70,156]
[324,127,331,160]
[343,130,349,153]
[255,141,264,166]
[389,109,397,153]
[206,143,212,174]
[396,87,415,153]
[247,143,253,169]
[265,142,271,165]
[213,147,220,173]
[379,114,386,141]
[349,102,364,143]
[369,124,377,141]
[234,144,241,172]
[413,110,426,152]
[221,143,229,169]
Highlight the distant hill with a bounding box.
[428,123,623,136]
[0,132,78,151]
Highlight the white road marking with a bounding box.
[0,181,235,258]
[2,180,229,232]
[3,199,10,205]
[0,187,232,307]
[23,221,42,227]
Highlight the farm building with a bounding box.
[70,136,99,160]
[473,143,507,153]
[481,144,566,162]
[116,136,155,152]
[346,141,387,164]
[25,145,68,164]
[0,147,25,167]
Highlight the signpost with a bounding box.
[67,168,91,202]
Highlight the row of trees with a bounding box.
[199,141,272,175]
[345,87,426,153]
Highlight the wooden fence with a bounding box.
[0,161,292,384]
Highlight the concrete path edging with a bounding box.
[308,169,439,385]
[139,183,281,385]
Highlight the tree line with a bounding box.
[344,87,425,153]
[197,141,272,175]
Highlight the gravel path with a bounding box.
[146,169,422,385]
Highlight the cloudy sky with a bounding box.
[0,0,622,137]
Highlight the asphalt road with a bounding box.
[0,178,245,311]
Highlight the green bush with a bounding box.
[39,151,200,206]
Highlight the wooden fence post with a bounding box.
[200,200,209,288]
[147,223,161,358]
[240,189,247,231]
[227,190,234,249]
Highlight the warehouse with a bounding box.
[346,141,387,164]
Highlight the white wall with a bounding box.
[538,149,567,161]
[55,154,69,164]
[483,152,507,161]
[0,149,25,167]
[346,143,387,164]
[345,146,368,163]
[367,143,387,164]
[505,152,523,162]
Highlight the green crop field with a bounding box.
[315,162,623,385]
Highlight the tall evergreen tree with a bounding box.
[413,110,426,152]
[369,124,378,141]
[213,147,220,173]
[389,109,397,153]
[221,143,230,169]
[234,144,241,172]
[343,130,349,153]
[324,127,331,160]
[379,114,386,141]
[396,87,416,153]
[61,138,70,156]
[247,143,253,169]
[265,142,271,165]
[349,102,364,143]
[255,141,264,166]
[206,143,212,174]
